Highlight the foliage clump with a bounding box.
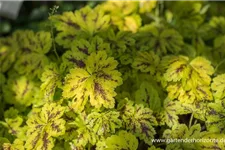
[1,1,225,150]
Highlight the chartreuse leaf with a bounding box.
[14,30,52,79]
[100,1,140,33]
[139,0,157,13]
[101,1,138,16]
[159,98,190,127]
[135,24,184,55]
[71,114,97,148]
[50,6,110,48]
[61,36,110,71]
[180,102,207,121]
[121,100,157,145]
[3,76,38,107]
[132,51,160,75]
[0,36,17,73]
[86,111,122,137]
[211,74,225,101]
[63,51,122,112]
[196,133,225,150]
[205,99,225,133]
[163,124,203,150]
[162,55,214,103]
[41,63,61,102]
[3,139,24,150]
[96,130,138,150]
[25,103,65,150]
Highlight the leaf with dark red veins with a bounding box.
[41,63,61,102]
[50,6,110,48]
[25,103,65,150]
[132,51,160,75]
[86,111,122,136]
[3,76,38,107]
[61,37,110,72]
[158,98,190,127]
[13,31,52,79]
[163,124,207,150]
[3,139,24,150]
[63,51,122,112]
[121,100,157,145]
[205,99,225,133]
[211,74,225,101]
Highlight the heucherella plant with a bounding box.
[1,1,225,150]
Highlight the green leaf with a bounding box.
[135,24,184,55]
[166,144,183,150]
[63,51,123,111]
[96,130,138,150]
[171,2,205,38]
[0,137,10,150]
[132,51,160,75]
[208,17,225,37]
[0,37,17,73]
[121,100,157,145]
[25,103,65,150]
[1,108,26,139]
[211,74,225,100]
[148,145,163,150]
[135,81,162,112]
[99,28,136,58]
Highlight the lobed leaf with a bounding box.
[25,103,65,150]
[86,111,122,136]
[41,63,61,102]
[96,130,138,150]
[121,101,157,145]
[63,51,123,111]
[211,74,225,100]
[132,51,160,75]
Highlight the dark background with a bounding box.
[1,1,225,36]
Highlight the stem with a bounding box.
[189,113,194,128]
[160,1,164,17]
[50,22,60,60]
[48,6,60,61]
[88,143,91,150]
[215,59,225,73]
[193,119,197,125]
